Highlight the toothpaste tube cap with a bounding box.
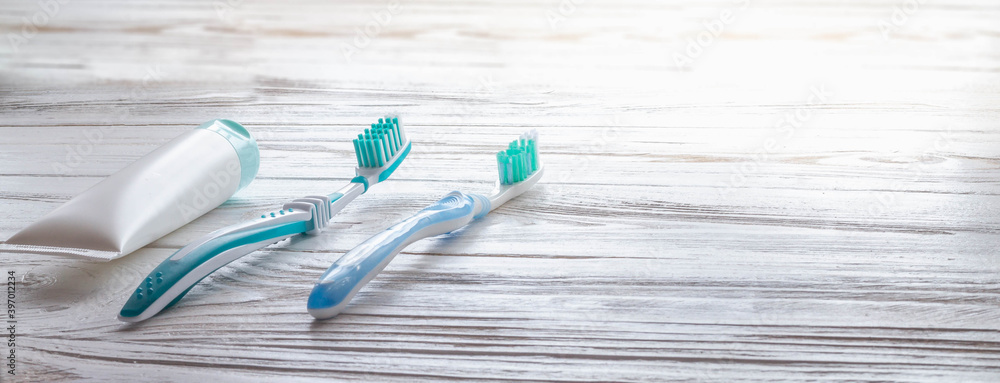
[197,119,259,191]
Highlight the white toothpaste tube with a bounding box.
[2,119,260,261]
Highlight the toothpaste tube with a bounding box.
[2,119,260,261]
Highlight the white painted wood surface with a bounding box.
[1,0,999,381]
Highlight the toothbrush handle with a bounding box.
[118,192,357,322]
[307,191,490,319]
[118,211,312,321]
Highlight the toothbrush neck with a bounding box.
[327,182,365,218]
[468,193,492,220]
[334,181,365,200]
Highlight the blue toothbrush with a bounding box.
[119,117,411,322]
[307,130,541,319]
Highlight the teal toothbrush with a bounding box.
[119,117,410,322]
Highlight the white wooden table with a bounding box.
[1,0,998,381]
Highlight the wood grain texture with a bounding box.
[1,0,999,381]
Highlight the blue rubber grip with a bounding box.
[307,191,480,319]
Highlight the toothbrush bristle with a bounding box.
[496,129,539,185]
[353,117,405,168]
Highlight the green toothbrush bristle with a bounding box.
[353,117,405,168]
[496,129,539,185]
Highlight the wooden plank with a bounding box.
[1,0,998,381]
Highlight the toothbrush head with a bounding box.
[351,116,411,191]
[496,129,539,185]
[486,129,543,210]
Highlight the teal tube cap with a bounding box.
[197,119,260,191]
